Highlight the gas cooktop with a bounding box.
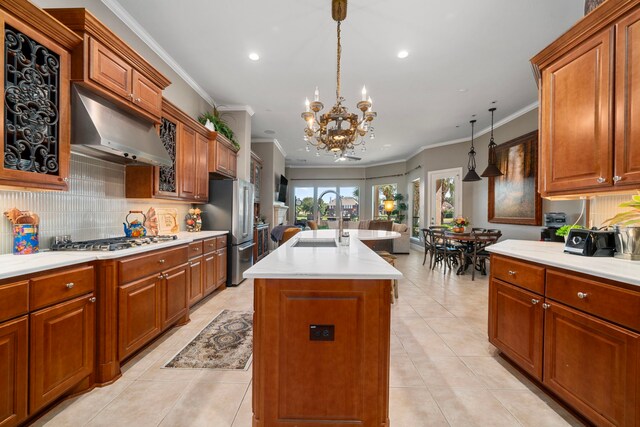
[50,235,178,251]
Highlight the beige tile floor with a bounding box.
[34,251,584,427]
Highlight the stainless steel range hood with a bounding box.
[71,85,171,166]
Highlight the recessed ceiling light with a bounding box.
[248,52,260,61]
[383,144,392,147]
[397,50,409,59]
[458,88,468,93]
[264,129,276,135]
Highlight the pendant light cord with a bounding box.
[336,20,342,102]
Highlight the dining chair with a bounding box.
[430,227,462,273]
[420,228,435,268]
[470,231,502,280]
[307,220,318,230]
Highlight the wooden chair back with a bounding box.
[307,220,318,230]
[280,228,301,245]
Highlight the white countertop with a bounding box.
[487,239,640,287]
[244,229,403,280]
[0,231,228,281]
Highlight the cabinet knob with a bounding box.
[194,247,200,251]
[89,297,96,303]
[613,175,622,183]
[66,282,75,289]
[531,299,540,305]
[159,259,165,264]
[63,177,69,182]
[164,273,170,279]
[129,94,134,100]
[508,270,516,276]
[158,274,163,279]
[542,303,551,309]
[209,244,215,247]
[577,292,588,299]
[597,177,606,184]
[135,98,141,103]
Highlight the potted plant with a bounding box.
[451,216,470,233]
[392,193,408,223]
[555,224,585,242]
[198,106,241,150]
[605,192,640,260]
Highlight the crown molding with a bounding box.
[285,157,406,169]
[218,105,255,116]
[252,138,287,158]
[101,0,215,106]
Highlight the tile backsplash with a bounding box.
[0,154,191,254]
[588,193,636,229]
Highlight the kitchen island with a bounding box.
[486,240,640,427]
[244,230,402,427]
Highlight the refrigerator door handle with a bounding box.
[242,186,250,238]
[238,242,255,252]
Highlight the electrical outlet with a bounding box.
[309,324,335,341]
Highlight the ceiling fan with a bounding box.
[334,153,361,162]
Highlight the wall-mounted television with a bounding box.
[277,175,288,203]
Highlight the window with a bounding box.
[339,186,359,221]
[294,187,314,222]
[411,179,420,238]
[372,184,397,219]
[291,184,361,224]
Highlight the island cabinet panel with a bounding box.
[30,294,95,413]
[253,278,391,427]
[539,28,614,195]
[615,7,640,186]
[543,301,639,427]
[118,275,162,360]
[489,279,543,380]
[0,316,28,427]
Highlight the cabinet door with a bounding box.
[179,125,197,199]
[216,143,229,173]
[540,28,613,194]
[30,295,95,412]
[228,150,238,178]
[203,253,217,296]
[195,133,209,201]
[118,275,162,359]
[254,163,261,202]
[0,15,71,190]
[615,8,640,186]
[0,316,27,427]
[132,70,162,120]
[216,249,227,288]
[488,279,543,380]
[156,116,179,198]
[188,256,203,307]
[543,301,638,426]
[88,38,132,100]
[161,263,189,330]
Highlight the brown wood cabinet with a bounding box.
[161,263,189,330]
[250,152,263,203]
[216,247,228,288]
[203,253,217,296]
[30,294,95,412]
[489,254,640,426]
[195,134,210,200]
[0,316,28,427]
[532,0,640,196]
[0,3,81,191]
[209,133,238,179]
[47,8,170,123]
[253,224,270,262]
[118,275,162,360]
[179,125,197,199]
[188,256,204,307]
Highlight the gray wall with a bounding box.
[34,0,212,117]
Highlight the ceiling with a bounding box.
[108,0,584,166]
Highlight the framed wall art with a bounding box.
[488,130,542,226]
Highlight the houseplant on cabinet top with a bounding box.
[198,106,241,150]
[605,192,640,260]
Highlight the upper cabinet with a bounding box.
[209,133,238,179]
[0,2,82,190]
[250,151,263,202]
[46,8,170,123]
[532,0,640,197]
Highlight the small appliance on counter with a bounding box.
[540,212,567,242]
[564,228,616,257]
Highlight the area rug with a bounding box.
[164,310,253,370]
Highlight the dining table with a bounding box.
[444,230,477,275]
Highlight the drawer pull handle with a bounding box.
[159,259,166,264]
[508,270,516,276]
[531,299,540,305]
[542,303,551,309]
[89,297,96,303]
[597,176,606,184]
[66,282,75,289]
[577,292,588,299]
[613,175,622,182]
[209,244,215,247]
[193,247,200,251]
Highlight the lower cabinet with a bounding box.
[30,295,95,412]
[488,279,543,380]
[543,302,639,427]
[161,263,189,330]
[188,256,204,307]
[118,275,162,359]
[0,316,28,427]
[203,252,217,296]
[216,248,227,288]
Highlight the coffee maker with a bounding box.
[540,212,567,242]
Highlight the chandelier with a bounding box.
[301,0,377,156]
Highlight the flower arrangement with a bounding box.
[605,192,640,226]
[186,208,202,232]
[451,216,470,233]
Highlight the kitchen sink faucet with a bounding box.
[317,190,344,244]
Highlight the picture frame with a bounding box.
[488,130,542,226]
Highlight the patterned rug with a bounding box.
[164,310,253,370]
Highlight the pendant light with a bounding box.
[481,107,504,177]
[463,119,481,182]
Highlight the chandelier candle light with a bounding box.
[301,0,377,157]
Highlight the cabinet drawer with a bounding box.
[188,241,203,258]
[30,266,94,311]
[217,235,227,249]
[119,245,188,284]
[203,237,217,254]
[0,281,28,322]
[492,255,545,294]
[546,270,640,331]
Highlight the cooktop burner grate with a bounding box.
[50,235,178,251]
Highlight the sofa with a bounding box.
[319,219,410,254]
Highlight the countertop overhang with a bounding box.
[0,231,228,280]
[244,229,403,280]
[487,239,640,287]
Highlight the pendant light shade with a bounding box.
[481,107,504,177]
[463,119,481,182]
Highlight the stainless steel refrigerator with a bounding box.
[200,179,254,286]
